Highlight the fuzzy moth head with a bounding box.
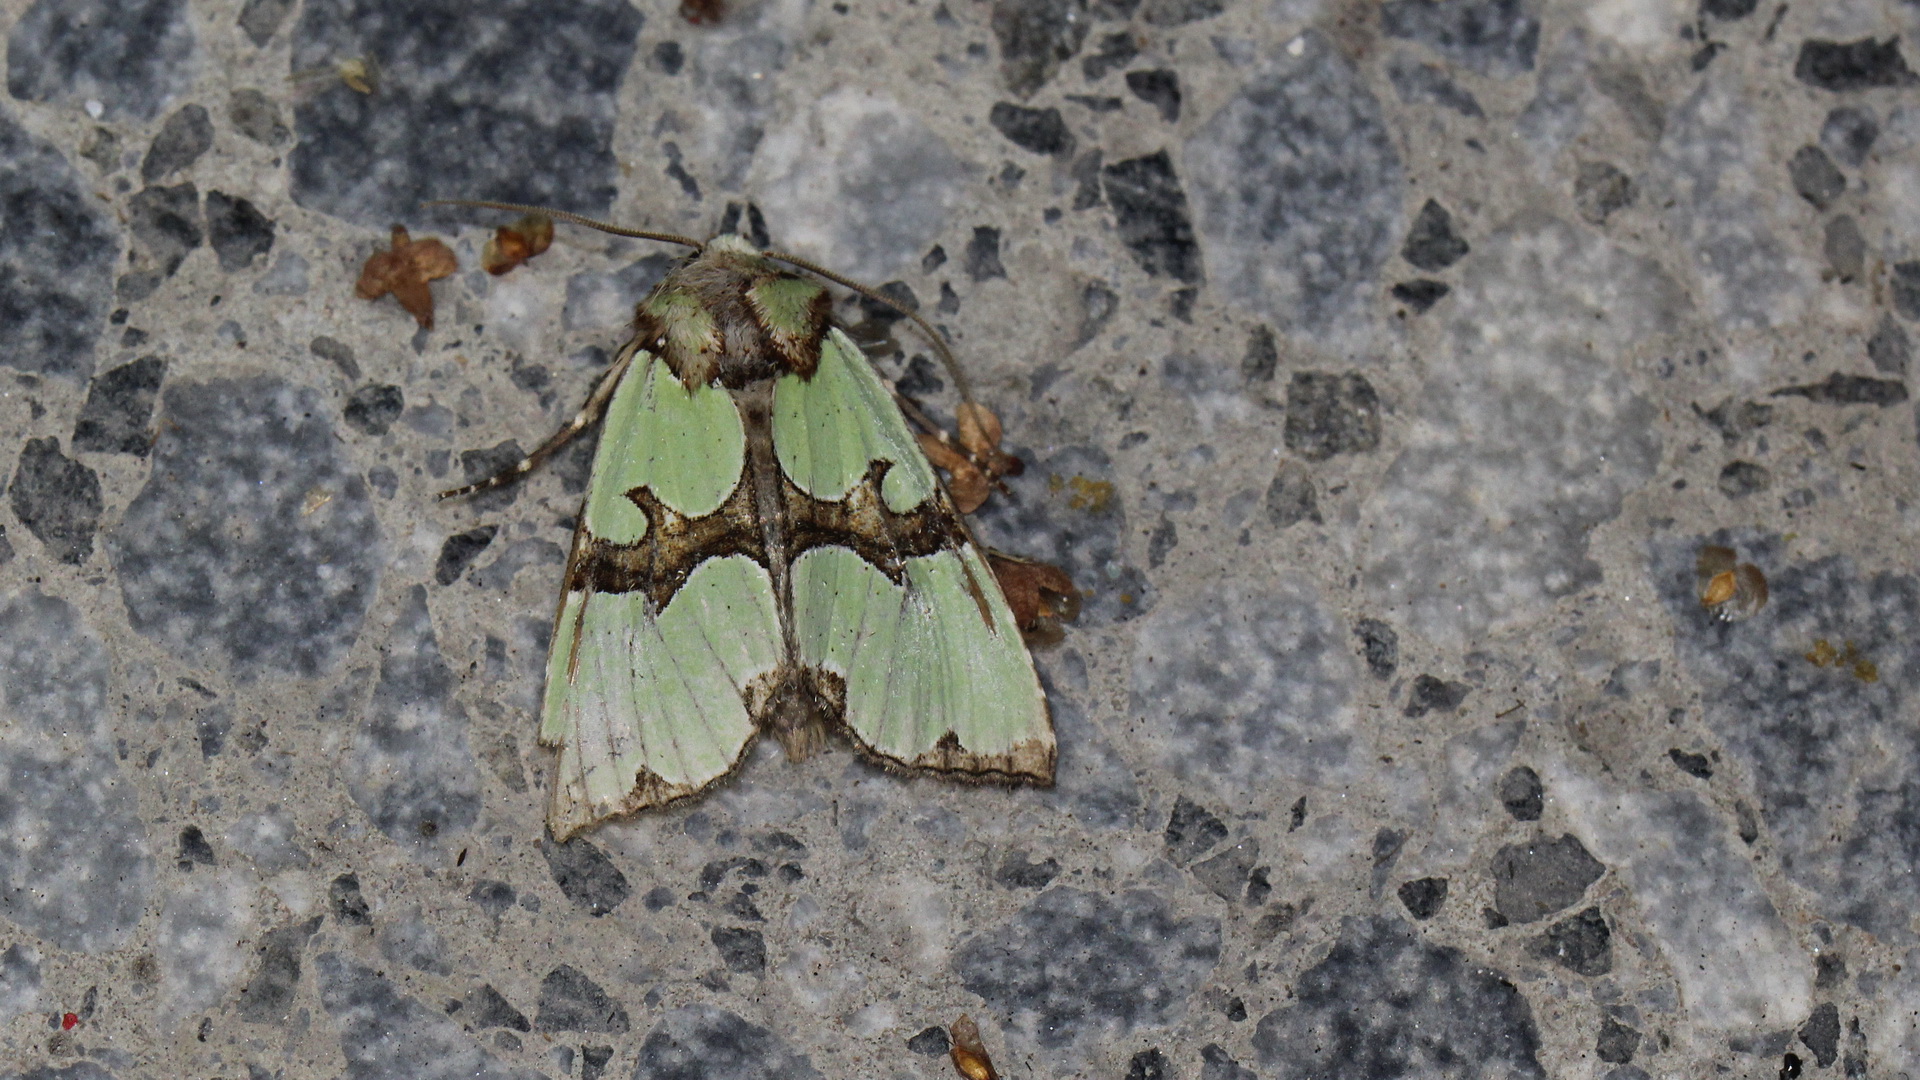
[633,235,833,389]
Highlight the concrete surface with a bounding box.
[0,0,1916,1077]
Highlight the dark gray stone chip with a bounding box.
[534,964,628,1034]
[710,926,767,974]
[1354,618,1398,679]
[1125,68,1181,122]
[988,102,1074,155]
[906,1025,950,1055]
[1668,748,1713,778]
[1491,833,1603,922]
[1404,674,1470,718]
[467,879,514,919]
[995,850,1062,889]
[229,87,290,145]
[72,356,165,455]
[1164,795,1228,865]
[1386,54,1484,116]
[1102,150,1203,283]
[462,983,531,1032]
[342,384,403,437]
[328,872,371,925]
[1401,199,1469,271]
[1770,373,1908,406]
[1717,460,1771,499]
[1127,1048,1171,1079]
[991,0,1091,97]
[205,191,275,271]
[237,0,294,46]
[1574,161,1635,225]
[1820,107,1878,167]
[1265,461,1322,528]
[1788,145,1845,210]
[1799,1002,1840,1068]
[1499,765,1543,821]
[1200,1043,1257,1080]
[1596,1015,1641,1063]
[176,825,214,867]
[1794,38,1920,92]
[1397,876,1448,919]
[540,836,630,916]
[9,437,101,564]
[1825,214,1865,282]
[1391,278,1450,312]
[141,103,212,181]
[1867,316,1910,375]
[1082,31,1138,80]
[435,526,497,586]
[126,181,203,284]
[966,226,1007,281]
[1283,371,1381,461]
[1140,0,1224,26]
[1895,261,1920,322]
[236,917,320,1022]
[1530,905,1612,976]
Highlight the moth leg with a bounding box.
[438,343,640,501]
[884,378,964,451]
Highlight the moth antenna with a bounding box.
[760,249,977,407]
[423,200,705,251]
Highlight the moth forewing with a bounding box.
[445,213,1057,837]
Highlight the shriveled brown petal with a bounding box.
[917,432,991,512]
[357,226,456,328]
[390,278,435,328]
[948,1016,998,1080]
[482,213,554,275]
[354,225,409,300]
[989,554,1078,631]
[1695,543,1737,579]
[956,401,1003,457]
[403,235,457,280]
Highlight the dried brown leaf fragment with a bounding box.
[356,225,456,329]
[989,553,1078,636]
[1695,543,1768,622]
[949,1015,999,1080]
[482,212,554,275]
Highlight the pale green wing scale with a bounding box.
[582,346,744,542]
[541,349,781,838]
[775,332,1054,780]
[772,328,936,514]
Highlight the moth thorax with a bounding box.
[632,258,832,388]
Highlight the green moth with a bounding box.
[440,203,1056,838]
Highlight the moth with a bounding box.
[438,202,1060,838]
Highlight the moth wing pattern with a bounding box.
[778,329,1055,782]
[541,346,783,839]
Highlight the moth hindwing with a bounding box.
[453,222,1055,838]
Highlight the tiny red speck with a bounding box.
[61,1012,78,1030]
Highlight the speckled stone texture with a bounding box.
[1,0,1918,1078]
